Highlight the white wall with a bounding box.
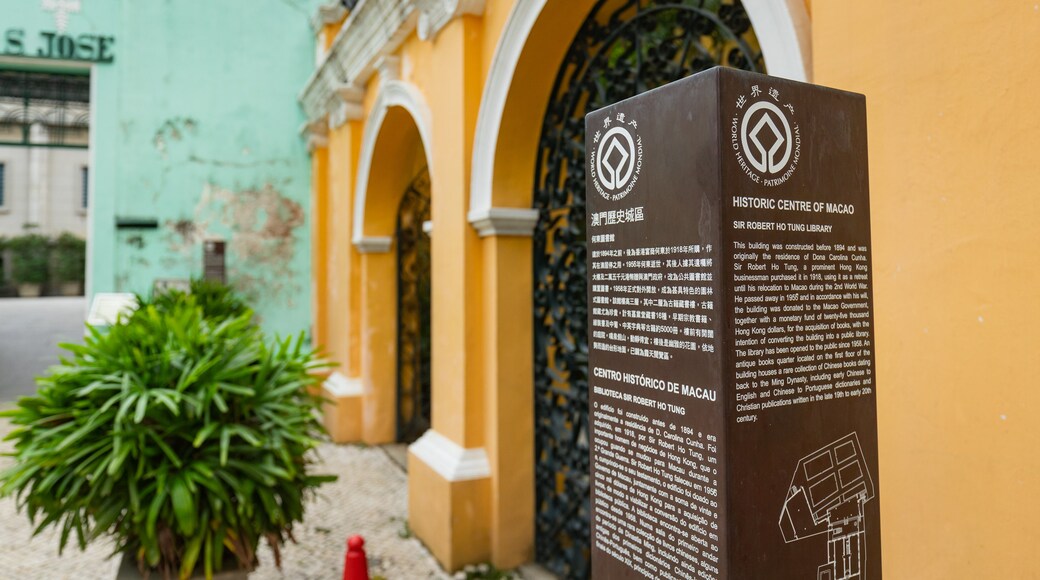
[47,148,90,237]
[0,143,89,239]
[0,145,30,237]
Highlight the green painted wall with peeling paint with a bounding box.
[87,0,321,336]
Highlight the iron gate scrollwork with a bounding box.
[532,1,763,576]
[397,168,432,443]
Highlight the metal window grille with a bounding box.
[81,166,88,208]
[0,70,90,148]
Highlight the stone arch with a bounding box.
[466,0,812,223]
[351,80,433,444]
[464,0,813,570]
[353,80,434,244]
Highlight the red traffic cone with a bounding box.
[343,535,369,580]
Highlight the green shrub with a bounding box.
[140,278,251,323]
[6,233,50,285]
[52,232,86,283]
[0,297,334,579]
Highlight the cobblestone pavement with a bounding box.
[0,418,449,579]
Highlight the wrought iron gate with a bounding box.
[532,1,763,576]
[397,168,432,443]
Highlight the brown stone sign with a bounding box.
[585,67,881,579]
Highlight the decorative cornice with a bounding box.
[409,429,491,482]
[468,207,540,237]
[329,83,365,128]
[374,55,401,83]
[311,2,348,33]
[301,59,348,129]
[299,0,420,126]
[299,0,489,125]
[335,83,365,105]
[417,0,486,41]
[306,134,328,152]
[300,120,329,152]
[354,236,394,253]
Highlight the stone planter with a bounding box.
[116,553,250,580]
[17,283,42,298]
[58,281,82,296]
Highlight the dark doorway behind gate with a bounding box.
[396,168,432,443]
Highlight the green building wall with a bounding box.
[86,0,321,336]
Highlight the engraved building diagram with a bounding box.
[780,433,876,580]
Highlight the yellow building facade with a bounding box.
[300,0,1039,577]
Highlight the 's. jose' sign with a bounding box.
[3,29,115,63]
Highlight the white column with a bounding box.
[27,123,50,231]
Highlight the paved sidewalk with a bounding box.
[0,297,86,400]
[0,418,449,579]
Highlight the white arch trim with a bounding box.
[742,0,812,83]
[466,0,547,234]
[352,80,435,246]
[466,0,813,230]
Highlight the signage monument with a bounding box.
[585,67,881,579]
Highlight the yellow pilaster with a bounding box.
[359,245,397,444]
[326,121,359,366]
[322,120,367,443]
[463,1,597,566]
[482,234,536,568]
[427,17,485,449]
[407,15,492,572]
[310,142,330,349]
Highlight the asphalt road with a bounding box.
[0,297,86,401]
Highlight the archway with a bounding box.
[468,0,811,221]
[465,0,811,569]
[530,1,766,576]
[352,81,434,444]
